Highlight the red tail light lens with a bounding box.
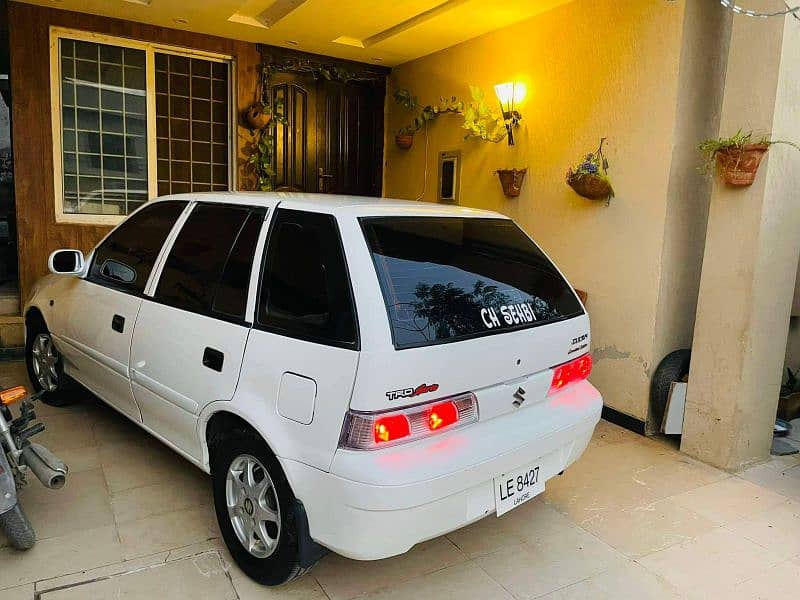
[548,354,592,395]
[340,392,479,450]
[426,401,458,431]
[374,415,411,443]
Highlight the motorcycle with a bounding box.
[0,385,68,549]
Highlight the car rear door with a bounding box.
[129,202,266,460]
[233,207,360,471]
[53,200,188,422]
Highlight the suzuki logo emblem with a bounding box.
[512,387,526,407]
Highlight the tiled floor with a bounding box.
[1,359,799,599]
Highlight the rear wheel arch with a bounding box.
[204,410,278,470]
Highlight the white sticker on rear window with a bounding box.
[481,303,537,329]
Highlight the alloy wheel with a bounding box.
[31,333,59,392]
[225,454,281,559]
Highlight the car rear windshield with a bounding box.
[361,217,584,349]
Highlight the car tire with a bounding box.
[0,503,36,550]
[211,429,308,585]
[25,321,78,407]
[650,349,691,429]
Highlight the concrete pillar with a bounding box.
[681,12,800,470]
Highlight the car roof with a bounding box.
[154,191,507,219]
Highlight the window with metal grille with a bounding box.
[155,54,230,196]
[50,29,233,225]
[59,39,148,217]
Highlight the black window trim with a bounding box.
[145,201,268,328]
[253,206,361,351]
[85,200,191,298]
[358,215,585,351]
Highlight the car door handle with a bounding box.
[202,347,224,372]
[111,314,125,333]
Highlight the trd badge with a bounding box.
[386,383,440,401]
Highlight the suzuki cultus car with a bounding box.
[25,193,601,584]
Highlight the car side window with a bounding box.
[154,203,262,321]
[88,201,187,294]
[258,208,357,347]
[212,210,264,319]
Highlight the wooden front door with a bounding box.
[271,72,384,197]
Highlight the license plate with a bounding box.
[494,463,544,516]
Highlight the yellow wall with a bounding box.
[384,0,688,421]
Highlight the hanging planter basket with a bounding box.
[566,173,615,200]
[395,134,414,150]
[715,143,769,186]
[565,138,615,203]
[496,168,527,198]
[245,102,272,130]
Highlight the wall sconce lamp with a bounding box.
[494,82,525,146]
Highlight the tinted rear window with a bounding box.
[361,217,584,349]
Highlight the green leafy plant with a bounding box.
[394,89,463,135]
[698,129,800,173]
[461,86,507,143]
[393,88,419,113]
[246,97,287,191]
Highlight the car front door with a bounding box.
[53,200,189,421]
[129,202,266,460]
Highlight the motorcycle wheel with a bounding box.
[0,503,36,550]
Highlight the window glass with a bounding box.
[212,210,264,319]
[88,200,186,293]
[361,217,584,349]
[154,204,251,316]
[155,54,230,196]
[59,38,148,215]
[258,209,356,346]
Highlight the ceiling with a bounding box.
[19,0,573,66]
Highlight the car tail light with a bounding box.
[548,354,592,396]
[427,401,458,431]
[340,392,478,450]
[374,414,411,443]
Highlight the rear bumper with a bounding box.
[280,380,602,560]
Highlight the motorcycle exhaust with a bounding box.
[20,443,68,489]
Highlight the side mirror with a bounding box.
[48,249,85,275]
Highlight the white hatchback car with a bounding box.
[25,193,601,584]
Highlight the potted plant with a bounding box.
[566,138,615,201]
[699,130,800,186]
[393,88,418,149]
[496,168,527,197]
[245,102,272,130]
[395,126,415,150]
[244,65,274,130]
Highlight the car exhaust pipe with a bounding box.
[20,443,68,489]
